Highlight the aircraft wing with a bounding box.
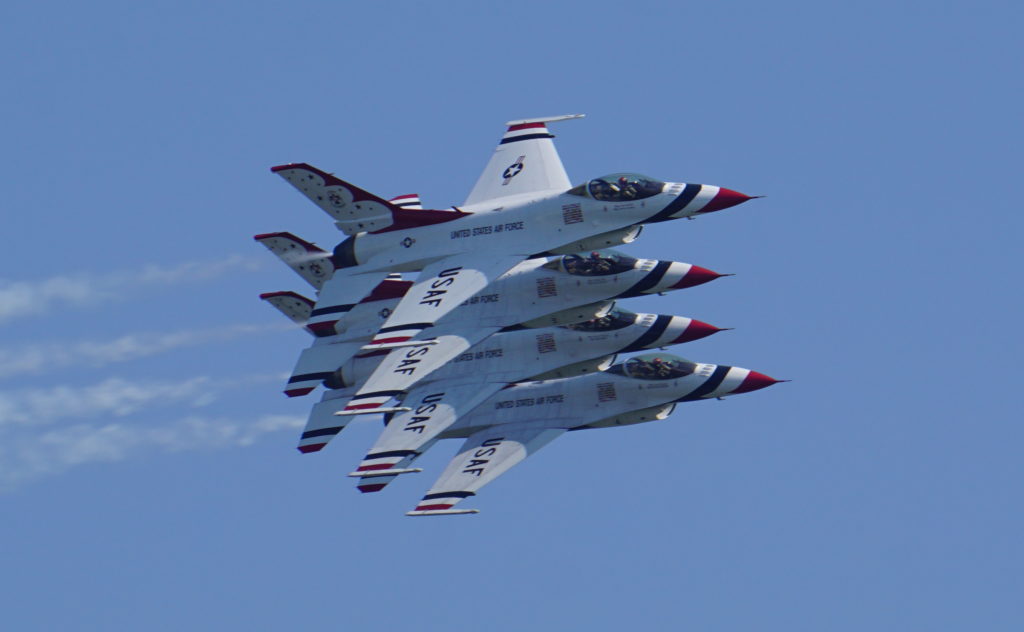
[296,388,356,453]
[406,422,570,515]
[350,380,510,492]
[463,115,583,207]
[339,252,524,413]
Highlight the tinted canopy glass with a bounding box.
[559,249,637,276]
[564,308,638,332]
[608,353,698,380]
[568,173,665,201]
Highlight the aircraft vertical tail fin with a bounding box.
[389,194,422,209]
[463,115,584,207]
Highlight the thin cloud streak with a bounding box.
[0,373,283,427]
[0,254,263,323]
[0,323,291,379]
[0,413,304,490]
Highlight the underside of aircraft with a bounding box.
[255,115,783,515]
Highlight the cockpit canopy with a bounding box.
[567,173,665,202]
[545,248,637,277]
[564,308,638,332]
[607,353,698,380]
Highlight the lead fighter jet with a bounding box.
[271,114,756,416]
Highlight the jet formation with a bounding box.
[256,115,783,515]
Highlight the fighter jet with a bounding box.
[293,248,726,403]
[391,353,784,515]
[270,114,756,413]
[255,232,412,388]
[298,306,726,455]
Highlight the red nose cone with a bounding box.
[673,319,723,343]
[732,371,781,394]
[699,188,754,214]
[672,265,724,289]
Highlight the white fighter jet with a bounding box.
[254,233,727,420]
[289,248,726,402]
[255,231,411,386]
[270,114,756,414]
[298,306,725,455]
[388,353,784,516]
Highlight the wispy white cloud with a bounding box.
[0,254,263,323]
[0,373,283,427]
[0,323,292,379]
[0,413,304,490]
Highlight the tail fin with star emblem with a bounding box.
[463,114,584,208]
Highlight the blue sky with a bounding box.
[2,1,1021,630]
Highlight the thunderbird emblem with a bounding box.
[327,190,347,208]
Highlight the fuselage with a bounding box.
[286,249,719,396]
[327,310,714,391]
[333,183,731,273]
[437,359,769,438]
[298,250,720,396]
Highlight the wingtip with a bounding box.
[406,508,480,516]
[504,114,586,126]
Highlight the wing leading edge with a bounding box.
[407,422,569,515]
[338,252,525,414]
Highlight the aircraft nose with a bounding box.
[671,319,724,343]
[731,370,784,394]
[670,264,726,289]
[698,187,756,214]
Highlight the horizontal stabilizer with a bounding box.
[285,341,362,397]
[271,163,399,235]
[253,232,334,290]
[296,391,355,453]
[260,291,314,328]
